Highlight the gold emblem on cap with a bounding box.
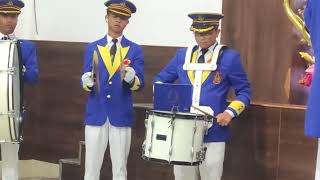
[213,71,222,84]
[7,1,14,5]
[197,16,205,21]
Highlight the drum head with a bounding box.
[147,110,208,120]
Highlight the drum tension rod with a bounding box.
[0,67,16,75]
[168,112,176,128]
[0,111,18,118]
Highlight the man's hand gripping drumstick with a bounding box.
[192,105,232,126]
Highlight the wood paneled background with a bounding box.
[0,0,317,179]
[222,0,309,105]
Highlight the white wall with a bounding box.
[15,0,223,47]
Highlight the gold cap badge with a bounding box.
[7,1,13,5]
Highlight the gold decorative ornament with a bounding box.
[283,0,311,47]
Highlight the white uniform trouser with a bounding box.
[315,139,320,180]
[84,121,131,180]
[0,143,19,180]
[174,142,225,180]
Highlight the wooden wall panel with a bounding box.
[278,108,316,180]
[224,107,280,180]
[19,41,87,162]
[222,0,308,104]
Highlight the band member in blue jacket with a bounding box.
[304,0,320,179]
[81,0,144,179]
[154,13,251,180]
[0,0,39,179]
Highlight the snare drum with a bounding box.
[142,110,212,166]
[0,40,23,143]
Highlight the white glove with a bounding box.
[81,72,94,87]
[22,65,26,73]
[192,105,214,116]
[124,66,136,83]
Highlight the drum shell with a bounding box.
[143,110,210,165]
[0,40,22,143]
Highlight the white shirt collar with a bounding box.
[0,32,16,40]
[0,32,8,40]
[106,34,123,46]
[198,41,218,54]
[196,42,218,63]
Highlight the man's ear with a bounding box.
[214,29,221,35]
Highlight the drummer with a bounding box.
[154,12,251,180]
[0,0,39,179]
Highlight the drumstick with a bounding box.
[191,105,214,117]
[191,106,216,129]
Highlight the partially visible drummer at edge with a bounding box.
[0,0,39,179]
[153,12,251,180]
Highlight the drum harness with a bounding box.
[183,43,225,162]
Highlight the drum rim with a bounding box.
[147,109,211,121]
[142,156,201,166]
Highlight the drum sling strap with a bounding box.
[183,44,226,113]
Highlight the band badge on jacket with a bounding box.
[213,71,222,84]
[117,58,131,72]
